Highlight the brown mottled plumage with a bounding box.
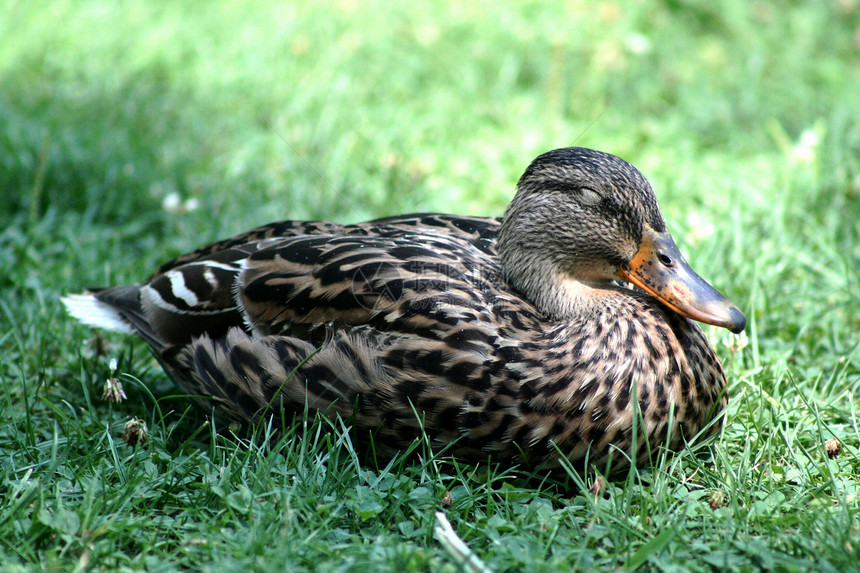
[63,147,745,473]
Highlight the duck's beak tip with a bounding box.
[726,306,747,334]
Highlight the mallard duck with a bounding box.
[63,147,745,472]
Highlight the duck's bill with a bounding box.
[617,226,747,334]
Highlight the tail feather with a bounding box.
[61,293,136,334]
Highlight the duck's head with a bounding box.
[498,147,746,333]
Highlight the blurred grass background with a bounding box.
[1,0,859,571]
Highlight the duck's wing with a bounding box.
[73,215,508,350]
[152,214,501,276]
[237,230,504,340]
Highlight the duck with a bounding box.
[63,147,746,473]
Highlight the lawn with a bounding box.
[2,0,859,570]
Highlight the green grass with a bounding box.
[2,0,859,570]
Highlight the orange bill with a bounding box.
[617,226,746,334]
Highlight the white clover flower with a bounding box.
[103,358,127,403]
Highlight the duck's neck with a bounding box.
[500,252,616,321]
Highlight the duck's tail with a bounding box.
[61,292,136,334]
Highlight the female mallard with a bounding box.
[63,147,745,472]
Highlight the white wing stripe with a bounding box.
[167,271,200,307]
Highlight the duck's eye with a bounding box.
[657,250,674,267]
[579,187,601,206]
